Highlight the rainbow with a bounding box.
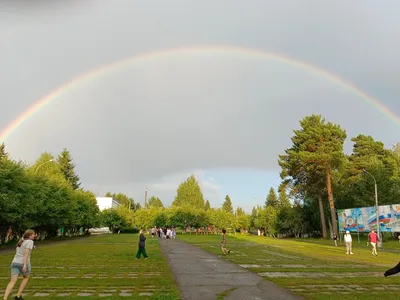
[0,44,398,143]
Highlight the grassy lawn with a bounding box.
[178,233,400,300]
[0,234,180,299]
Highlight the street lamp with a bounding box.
[35,159,54,172]
[363,169,381,247]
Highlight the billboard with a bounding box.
[338,204,400,232]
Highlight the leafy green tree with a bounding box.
[148,196,164,208]
[236,207,245,216]
[208,209,236,231]
[57,148,81,190]
[204,200,211,211]
[0,143,8,161]
[336,135,400,208]
[250,205,262,228]
[105,192,137,210]
[237,214,250,232]
[101,207,133,233]
[32,152,67,186]
[279,114,347,236]
[265,187,278,207]
[172,174,205,208]
[222,195,233,213]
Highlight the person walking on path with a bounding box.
[220,228,231,255]
[367,229,379,256]
[136,229,148,259]
[3,229,36,300]
[344,230,353,255]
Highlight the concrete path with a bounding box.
[159,239,302,300]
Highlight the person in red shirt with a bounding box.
[368,229,379,256]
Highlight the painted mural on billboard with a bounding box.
[338,204,400,232]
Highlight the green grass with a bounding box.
[0,234,180,299]
[178,233,400,300]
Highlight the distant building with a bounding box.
[96,197,120,211]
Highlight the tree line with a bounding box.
[1,113,399,241]
[0,147,101,244]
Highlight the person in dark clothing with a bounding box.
[384,262,400,277]
[136,229,148,259]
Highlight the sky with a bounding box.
[0,1,399,212]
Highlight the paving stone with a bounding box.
[77,292,93,296]
[34,293,50,297]
[99,293,113,297]
[57,293,71,297]
[119,292,132,296]
[139,292,153,296]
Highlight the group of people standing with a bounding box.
[338,229,379,256]
[151,226,176,239]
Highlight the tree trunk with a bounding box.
[325,168,338,236]
[318,196,328,238]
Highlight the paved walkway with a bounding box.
[159,239,302,300]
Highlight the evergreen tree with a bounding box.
[279,114,347,236]
[204,200,211,211]
[222,195,233,213]
[0,143,7,161]
[265,187,278,207]
[278,183,291,208]
[57,148,81,190]
[172,174,205,208]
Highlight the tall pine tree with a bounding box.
[279,114,347,236]
[172,174,205,208]
[204,200,211,211]
[265,187,278,207]
[278,183,291,208]
[57,148,81,190]
[222,195,233,213]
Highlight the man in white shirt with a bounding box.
[344,230,353,254]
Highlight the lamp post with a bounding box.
[363,169,381,247]
[35,159,54,172]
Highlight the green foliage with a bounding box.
[0,143,8,161]
[105,192,140,211]
[148,196,164,208]
[204,200,211,211]
[236,207,245,216]
[57,148,81,190]
[278,183,291,208]
[265,187,278,207]
[222,195,233,213]
[0,151,100,242]
[279,114,347,236]
[172,174,205,208]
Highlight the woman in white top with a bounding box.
[344,230,353,255]
[3,229,36,300]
